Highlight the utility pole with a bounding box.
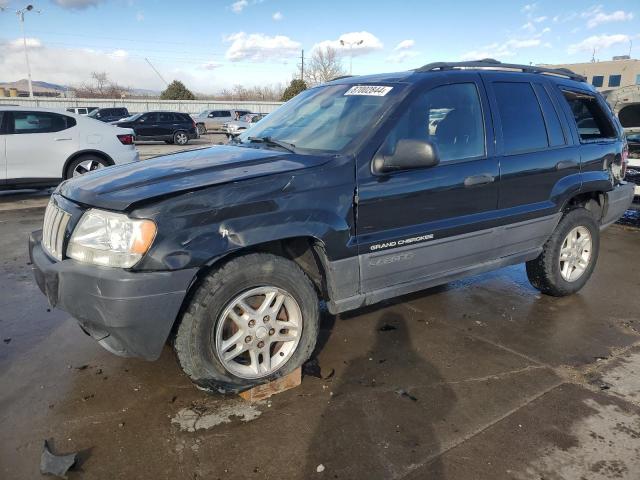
[300,49,305,81]
[14,5,40,98]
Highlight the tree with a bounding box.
[281,79,307,101]
[304,46,347,86]
[72,71,130,98]
[160,80,196,100]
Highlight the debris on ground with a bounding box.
[74,365,88,371]
[40,440,77,479]
[378,324,397,332]
[394,388,418,402]
[171,400,262,432]
[3,338,11,344]
[316,464,325,473]
[303,359,335,380]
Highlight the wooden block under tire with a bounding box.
[239,367,301,402]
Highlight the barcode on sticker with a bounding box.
[344,85,393,96]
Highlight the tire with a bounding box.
[65,154,110,179]
[174,131,189,145]
[526,208,600,297]
[197,124,207,135]
[174,253,319,394]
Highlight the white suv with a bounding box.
[0,106,139,188]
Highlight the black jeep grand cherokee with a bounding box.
[30,60,634,393]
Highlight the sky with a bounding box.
[0,0,638,94]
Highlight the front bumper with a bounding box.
[29,231,198,360]
[601,182,636,229]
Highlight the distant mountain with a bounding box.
[0,79,69,94]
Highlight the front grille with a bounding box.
[42,200,71,261]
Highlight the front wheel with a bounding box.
[174,253,319,393]
[526,208,600,296]
[196,124,207,135]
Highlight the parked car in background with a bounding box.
[113,111,198,145]
[29,60,633,394]
[626,133,640,196]
[194,109,251,134]
[0,106,138,188]
[224,113,267,138]
[88,107,130,123]
[66,106,98,116]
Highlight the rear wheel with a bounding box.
[526,208,600,296]
[65,154,110,179]
[197,124,207,135]
[174,253,319,393]
[174,131,189,145]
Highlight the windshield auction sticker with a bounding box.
[344,85,393,96]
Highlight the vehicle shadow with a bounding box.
[303,311,456,479]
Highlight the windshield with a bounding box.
[236,83,404,153]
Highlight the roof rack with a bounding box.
[414,58,586,82]
[330,75,356,81]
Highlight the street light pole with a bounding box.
[340,39,363,75]
[16,5,40,98]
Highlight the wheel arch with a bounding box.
[561,190,606,222]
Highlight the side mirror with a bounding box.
[138,118,145,123]
[373,139,440,174]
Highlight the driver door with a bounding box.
[135,113,159,139]
[356,75,499,293]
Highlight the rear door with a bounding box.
[484,74,579,226]
[356,74,500,292]
[5,111,78,181]
[157,112,177,137]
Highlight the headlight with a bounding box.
[67,209,157,268]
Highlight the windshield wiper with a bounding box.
[247,136,297,153]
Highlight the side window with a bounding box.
[493,82,547,154]
[592,76,604,88]
[561,90,617,141]
[383,83,485,163]
[158,112,173,122]
[0,112,4,134]
[220,111,232,118]
[12,111,76,134]
[142,113,158,122]
[533,83,566,147]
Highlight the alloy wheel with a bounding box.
[559,226,592,282]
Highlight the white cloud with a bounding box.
[522,22,536,33]
[567,33,632,54]
[8,37,42,49]
[108,49,128,58]
[231,0,248,13]
[533,15,547,23]
[136,11,144,22]
[52,0,106,9]
[224,32,301,62]
[521,3,537,13]
[461,38,541,60]
[312,31,383,57]
[586,8,633,29]
[387,50,420,63]
[394,39,415,51]
[272,11,283,21]
[202,61,222,70]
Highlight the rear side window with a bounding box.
[493,82,547,154]
[12,111,76,134]
[0,112,5,134]
[114,108,128,116]
[561,90,617,141]
[158,112,175,122]
[533,83,566,147]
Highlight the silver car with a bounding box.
[223,113,267,138]
[194,109,251,134]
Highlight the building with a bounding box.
[540,57,640,93]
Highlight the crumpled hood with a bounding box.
[59,144,330,211]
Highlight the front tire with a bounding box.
[174,253,319,393]
[196,124,207,135]
[526,208,600,296]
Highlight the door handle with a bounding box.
[556,160,578,170]
[464,174,495,187]
[54,137,72,141]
